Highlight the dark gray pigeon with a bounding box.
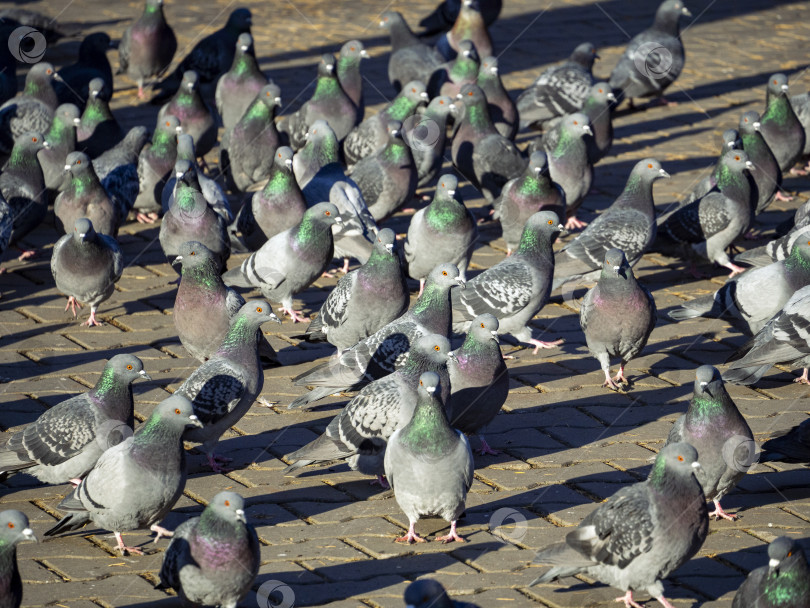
[580,248,656,390]
[293,228,409,351]
[54,32,114,107]
[172,241,280,368]
[517,42,598,130]
[452,211,564,352]
[158,71,217,158]
[760,74,806,173]
[405,174,477,292]
[759,418,810,465]
[530,442,708,608]
[0,511,36,608]
[43,394,202,555]
[75,78,123,158]
[447,313,508,455]
[215,32,268,133]
[434,40,481,100]
[678,133,749,208]
[380,11,444,93]
[157,491,259,608]
[575,81,616,164]
[0,62,57,154]
[0,354,148,484]
[92,126,149,222]
[133,114,181,223]
[553,158,667,290]
[418,0,501,35]
[666,365,753,521]
[0,132,48,254]
[436,0,493,61]
[222,203,341,322]
[39,103,80,193]
[739,110,784,214]
[404,579,481,608]
[176,301,279,472]
[792,89,810,167]
[608,0,691,106]
[735,223,810,269]
[477,55,517,140]
[385,371,473,543]
[51,217,123,327]
[409,95,454,187]
[732,536,810,608]
[54,152,121,237]
[118,0,177,99]
[337,39,369,124]
[494,151,566,255]
[0,34,17,108]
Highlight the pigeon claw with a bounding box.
[434,522,464,544]
[793,369,810,385]
[395,524,426,544]
[282,307,308,323]
[615,590,645,608]
[708,501,737,521]
[114,532,144,556]
[65,297,83,317]
[775,190,793,202]
[725,263,747,278]
[477,436,500,456]
[135,211,159,224]
[207,453,234,473]
[81,309,103,327]
[150,524,174,543]
[528,338,563,355]
[564,216,588,230]
[370,475,390,489]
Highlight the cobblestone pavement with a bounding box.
[1,0,810,606]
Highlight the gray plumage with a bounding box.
[118,0,177,99]
[734,223,810,269]
[759,418,810,465]
[0,511,36,608]
[679,129,743,208]
[434,40,480,100]
[54,152,121,237]
[436,0,493,61]
[336,40,368,124]
[38,103,80,193]
[0,195,12,264]
[418,0,501,35]
[76,78,123,158]
[409,95,454,187]
[53,32,114,107]
[92,126,149,221]
[477,55,517,140]
[0,62,57,154]
[380,11,444,93]
[157,71,217,158]
[732,537,810,608]
[792,90,810,157]
[760,74,806,173]
[575,81,615,164]
[739,110,782,214]
[0,132,48,247]
[133,114,182,219]
[215,33,268,133]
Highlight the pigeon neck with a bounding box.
[47,116,74,145]
[616,171,653,210]
[412,282,451,329]
[389,21,419,51]
[143,1,162,18]
[653,8,683,36]
[647,454,690,495]
[426,195,466,231]
[193,511,252,570]
[761,555,810,603]
[292,213,329,248]
[764,93,794,125]
[174,87,201,110]
[215,313,260,358]
[0,541,18,583]
[598,269,637,294]
[152,127,177,155]
[450,56,479,82]
[243,97,275,123]
[716,162,751,204]
[398,393,456,453]
[386,94,420,121]
[684,393,726,426]
[381,139,410,164]
[262,164,295,196]
[518,171,549,196]
[784,245,810,280]
[91,364,131,405]
[515,229,553,260]
[231,51,256,77]
[465,100,492,131]
[181,257,221,291]
[175,183,204,213]
[740,130,767,155]
[459,329,494,356]
[68,169,99,196]
[312,74,341,102]
[6,147,38,172]
[82,98,113,128]
[313,137,340,166]
[555,125,584,155]
[132,412,185,454]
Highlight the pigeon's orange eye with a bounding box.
[7,523,13,529]
[46,69,52,75]
[773,79,778,85]
[175,408,181,414]
[166,121,171,127]
[76,159,81,164]
[224,500,230,506]
[788,551,793,557]
[648,163,653,169]
[32,136,37,142]
[325,210,331,216]
[735,155,741,161]
[442,270,448,276]
[350,46,355,51]
[480,323,485,328]
[411,87,416,93]
[677,455,684,462]
[419,380,423,386]
[127,365,133,370]
[266,91,270,96]
[806,240,810,246]
[256,306,263,313]
[434,345,440,351]
[441,182,444,187]
[439,99,444,104]
[467,91,473,96]
[573,120,579,125]
[190,251,195,256]
[547,219,553,225]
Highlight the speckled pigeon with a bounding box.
[0,62,58,154]
[39,103,80,193]
[1,132,49,255]
[132,114,181,223]
[337,40,369,124]
[436,0,493,61]
[76,78,124,158]
[380,11,444,93]
[118,0,177,99]
[759,418,810,465]
[0,510,36,608]
[54,32,114,107]
[54,152,121,237]
[158,71,217,158]
[735,223,810,269]
[732,536,810,608]
[760,73,806,173]
[477,55,517,140]
[215,32,268,133]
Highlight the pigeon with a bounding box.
[1,132,49,254]
[579,248,656,390]
[677,131,747,208]
[284,336,454,479]
[76,78,124,158]
[403,579,481,608]
[553,158,668,290]
[452,83,527,203]
[656,150,755,277]
[666,365,753,521]
[349,120,418,221]
[156,491,260,608]
[734,223,810,269]
[343,81,428,168]
[118,0,177,99]
[176,301,280,472]
[434,40,481,100]
[157,71,217,158]
[418,0,501,35]
[133,114,181,223]
[290,262,463,409]
[405,174,478,292]
[738,111,784,214]
[54,152,121,237]
[0,62,58,154]
[277,54,356,150]
[0,511,36,608]
[452,211,564,353]
[447,313,508,455]
[577,82,616,164]
[93,126,149,221]
[668,239,810,336]
[159,159,230,272]
[0,353,148,484]
[539,112,593,229]
[215,32,268,133]
[759,418,810,464]
[54,32,114,106]
[380,11,444,93]
[172,241,280,368]
[43,394,203,555]
[410,95,454,187]
[39,103,80,193]
[293,228,409,351]
[494,151,566,255]
[530,442,708,608]
[760,73,806,174]
[222,202,342,322]
[51,218,123,326]
[0,8,83,42]
[477,55,517,140]
[337,39,369,124]
[608,0,691,106]
[230,147,305,252]
[732,536,810,608]
[723,285,810,386]
[385,371,474,543]
[436,0,494,61]
[517,42,598,130]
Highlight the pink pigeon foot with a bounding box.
[528,338,563,355]
[564,215,588,230]
[775,190,793,202]
[400,207,417,215]
[282,307,308,323]
[395,523,426,544]
[477,436,500,456]
[340,258,350,274]
[69,478,82,487]
[434,521,465,544]
[724,263,747,278]
[708,500,737,521]
[794,368,810,384]
[137,84,145,99]
[656,96,679,107]
[81,309,103,327]
[655,597,677,608]
[417,279,425,298]
[370,475,390,489]
[65,297,83,318]
[603,375,622,391]
[135,211,159,224]
[615,590,645,608]
[114,532,144,555]
[613,366,629,385]
[16,249,36,261]
[790,166,808,176]
[150,524,174,543]
[321,269,337,278]
[207,453,233,473]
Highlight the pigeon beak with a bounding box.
[391,129,400,137]
[691,461,701,470]
[334,215,343,225]
[612,265,620,272]
[73,117,81,126]
[172,255,183,266]
[745,160,755,171]
[240,45,249,51]
[456,93,463,100]
[274,97,282,106]
[22,528,37,542]
[582,125,593,135]
[699,381,708,387]
[379,19,385,27]
[138,370,152,381]
[420,91,429,101]
[449,103,457,112]
[769,558,781,568]
[455,277,466,286]
[176,126,183,134]
[533,166,542,176]
[284,159,293,169]
[425,385,437,393]
[385,243,394,254]
[360,49,369,58]
[176,170,184,178]
[490,66,498,74]
[42,140,50,149]
[607,92,617,102]
[594,52,601,60]
[52,72,63,82]
[447,351,458,362]
[235,508,247,523]
[462,50,471,57]
[63,164,71,173]
[753,121,761,131]
[490,330,499,342]
[447,189,456,196]
[659,169,670,178]
[187,82,195,91]
[78,232,87,240]
[188,414,204,428]
[270,313,282,324]
[781,84,789,92]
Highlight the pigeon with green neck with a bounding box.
[434,40,480,99]
[0,510,36,608]
[436,0,493,60]
[38,103,80,194]
[215,32,268,133]
[739,110,786,213]
[54,32,114,107]
[158,70,217,158]
[337,40,369,124]
[93,126,149,222]
[380,11,444,93]
[477,55,517,140]
[732,536,810,608]
[118,0,177,100]
[76,78,123,158]
[678,129,744,208]
[410,95,454,187]
[0,62,58,154]
[760,73,806,174]
[133,114,181,223]
[55,152,121,237]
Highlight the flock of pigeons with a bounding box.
[0,0,808,606]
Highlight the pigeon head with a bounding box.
[722,129,741,150]
[274,146,294,171]
[72,217,96,243]
[88,77,106,99]
[633,158,670,183]
[236,301,281,326]
[418,371,442,397]
[528,151,549,176]
[401,80,429,103]
[208,491,247,524]
[156,115,182,141]
[319,54,337,76]
[107,354,151,384]
[181,71,199,92]
[720,150,754,179]
[655,0,692,33]
[694,365,723,400]
[436,174,459,199]
[174,159,197,185]
[379,11,405,30]
[226,7,252,31]
[412,334,453,368]
[149,395,203,432]
[301,120,339,165]
[145,0,165,9]
[766,536,805,575]
[601,248,630,279]
[480,56,499,75]
[15,132,48,155]
[571,42,599,69]
[372,228,396,256]
[176,133,196,160]
[404,579,452,608]
[0,511,36,547]
[562,113,593,138]
[64,151,91,175]
[340,40,368,61]
[55,103,82,128]
[258,83,282,108]
[236,32,253,54]
[426,95,453,117]
[27,62,57,86]
[304,202,342,228]
[788,237,810,265]
[470,313,500,343]
[517,211,564,253]
[457,83,487,108]
[121,125,149,151]
[172,241,217,271]
[589,82,616,104]
[739,110,762,135]
[425,262,464,291]
[457,39,479,62]
[767,73,789,98]
[649,442,701,487]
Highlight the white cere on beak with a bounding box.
[582,125,593,135]
[447,189,456,196]
[699,381,708,387]
[753,121,761,130]
[769,558,781,568]
[613,266,620,271]
[425,385,436,393]
[64,164,71,171]
[189,415,199,421]
[73,117,81,125]
[781,84,789,91]
[745,161,755,171]
[691,461,701,470]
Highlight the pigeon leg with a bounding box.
[564,215,588,230]
[599,355,621,390]
[135,211,159,224]
[708,500,737,521]
[207,453,234,473]
[16,247,36,260]
[340,258,350,274]
[477,435,500,455]
[613,364,629,385]
[370,475,390,489]
[281,307,308,323]
[615,590,644,608]
[434,520,465,543]
[654,596,677,608]
[114,532,144,555]
[789,166,808,176]
[794,369,810,385]
[395,522,426,544]
[418,279,426,297]
[722,262,747,278]
[528,338,563,355]
[137,81,145,99]
[150,524,174,543]
[69,478,82,487]
[81,307,103,327]
[321,269,338,278]
[775,190,793,202]
[65,297,83,317]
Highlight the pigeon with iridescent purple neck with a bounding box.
[76,78,123,158]
[158,71,217,158]
[436,0,493,61]
[477,55,517,140]
[133,114,181,223]
[760,73,805,173]
[118,0,177,100]
[0,510,36,608]
[434,40,480,100]
[337,40,369,124]
[215,32,268,133]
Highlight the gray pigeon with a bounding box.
[447,313,508,455]
[723,285,810,386]
[380,11,444,93]
[157,491,259,608]
[172,241,280,368]
[608,0,691,106]
[739,110,784,214]
[222,202,341,322]
[494,151,566,255]
[578,82,616,164]
[290,263,463,409]
[133,114,182,223]
[54,152,121,237]
[293,228,409,351]
[676,129,742,209]
[452,211,564,353]
[337,40,369,124]
[580,249,656,390]
[158,71,217,158]
[0,511,35,608]
[0,132,48,254]
[477,55,517,140]
[732,536,810,608]
[215,32,268,133]
[434,40,481,100]
[404,579,481,608]
[668,239,810,336]
[405,174,478,292]
[735,223,810,269]
[176,301,279,472]
[51,218,123,327]
[118,0,177,99]
[418,0,501,35]
[385,371,474,543]
[666,365,754,521]
[284,336,454,480]
[760,74,806,173]
[553,158,668,290]
[517,42,598,130]
[530,442,708,608]
[0,62,57,154]
[54,32,114,107]
[759,418,810,465]
[92,126,149,222]
[409,95,454,188]
[792,89,810,167]
[75,78,123,158]
[0,354,148,484]
[43,394,202,555]
[436,0,493,61]
[39,103,80,193]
